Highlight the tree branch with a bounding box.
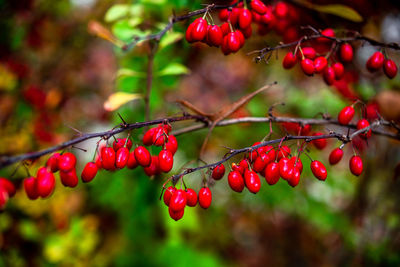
[172,116,400,140]
[248,27,400,62]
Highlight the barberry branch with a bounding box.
[172,116,400,140]
[122,3,238,51]
[1,114,398,170]
[0,114,207,169]
[170,132,345,184]
[249,27,400,62]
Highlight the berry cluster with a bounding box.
[283,39,350,85]
[20,123,178,202]
[163,185,212,221]
[221,144,326,191]
[185,1,301,55]
[366,51,398,79]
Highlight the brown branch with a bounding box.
[1,113,398,170]
[144,42,158,123]
[249,27,400,62]
[172,116,400,140]
[0,114,207,169]
[170,132,346,184]
[122,3,238,51]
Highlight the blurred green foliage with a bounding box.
[1,0,400,266]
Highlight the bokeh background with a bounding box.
[1,0,400,266]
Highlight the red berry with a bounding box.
[143,127,156,146]
[219,9,229,21]
[239,159,250,171]
[163,186,176,206]
[198,187,212,209]
[81,162,98,183]
[357,119,371,139]
[289,156,303,173]
[274,2,289,18]
[260,9,275,25]
[349,155,363,176]
[60,169,79,188]
[229,8,241,26]
[143,155,160,176]
[318,28,335,43]
[283,52,297,69]
[58,152,76,172]
[185,188,198,207]
[264,146,276,163]
[332,62,344,80]
[152,126,166,146]
[170,189,187,212]
[301,58,315,76]
[113,138,133,152]
[279,158,293,180]
[323,67,335,85]
[366,51,384,72]
[312,132,327,150]
[226,32,241,53]
[383,59,398,79]
[46,153,60,172]
[299,47,316,59]
[228,171,245,192]
[185,22,196,43]
[24,177,39,200]
[288,167,301,187]
[212,164,225,180]
[127,151,138,169]
[161,123,172,133]
[165,135,178,155]
[168,206,184,221]
[277,145,291,160]
[313,56,328,73]
[250,0,267,14]
[232,162,245,175]
[264,162,280,185]
[220,22,230,36]
[329,148,343,165]
[340,43,353,62]
[207,25,223,47]
[101,147,116,170]
[0,178,16,197]
[158,149,174,173]
[116,147,129,169]
[239,9,252,29]
[244,169,261,194]
[249,142,261,162]
[310,160,327,181]
[252,153,269,173]
[95,156,102,169]
[338,106,355,125]
[235,30,245,48]
[134,146,152,167]
[37,171,55,198]
[190,18,208,42]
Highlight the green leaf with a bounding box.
[313,4,363,22]
[104,4,129,22]
[116,68,146,79]
[159,31,183,50]
[156,63,190,76]
[112,20,150,41]
[294,0,363,22]
[140,0,166,5]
